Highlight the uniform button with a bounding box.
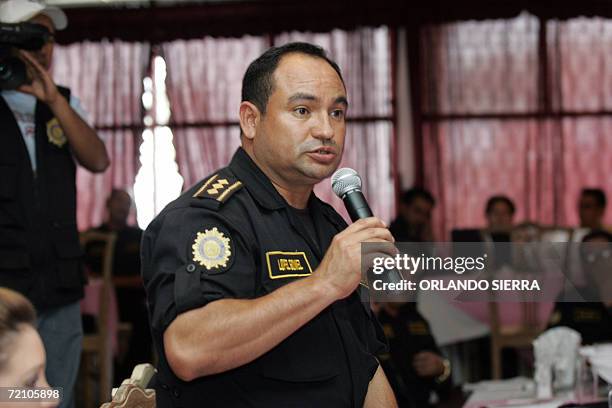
[161,384,169,390]
[172,389,180,398]
[186,264,196,273]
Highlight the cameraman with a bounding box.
[0,1,109,407]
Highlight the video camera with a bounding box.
[0,22,53,90]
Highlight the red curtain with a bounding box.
[163,27,396,222]
[420,13,612,239]
[52,41,150,230]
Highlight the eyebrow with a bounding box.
[334,96,349,107]
[287,93,349,107]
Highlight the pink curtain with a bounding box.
[420,14,612,239]
[162,36,267,190]
[172,126,241,190]
[420,13,540,115]
[548,18,612,227]
[423,121,558,237]
[164,27,395,222]
[52,41,150,230]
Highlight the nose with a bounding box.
[312,112,334,140]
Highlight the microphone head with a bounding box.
[331,168,362,198]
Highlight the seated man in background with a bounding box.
[84,189,151,382]
[547,229,612,344]
[451,195,516,246]
[578,188,607,231]
[485,195,515,235]
[376,302,451,408]
[389,188,436,243]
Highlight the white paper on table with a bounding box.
[463,377,535,393]
[580,343,612,384]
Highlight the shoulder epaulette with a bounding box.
[192,169,243,206]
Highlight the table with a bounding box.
[463,378,606,408]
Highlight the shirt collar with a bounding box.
[229,147,346,232]
[229,147,287,211]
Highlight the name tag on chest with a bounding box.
[266,251,313,279]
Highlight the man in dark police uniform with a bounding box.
[142,42,398,407]
[377,302,451,408]
[547,229,612,345]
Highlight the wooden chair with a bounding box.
[487,224,582,378]
[489,301,541,379]
[100,364,156,408]
[79,231,117,408]
[488,223,544,379]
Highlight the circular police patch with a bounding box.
[192,227,232,270]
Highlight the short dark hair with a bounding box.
[581,188,607,209]
[241,42,344,115]
[582,229,612,243]
[485,195,516,216]
[401,187,436,207]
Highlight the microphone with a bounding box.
[331,168,373,222]
[331,168,403,286]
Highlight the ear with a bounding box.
[239,101,261,141]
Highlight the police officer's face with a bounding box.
[250,53,347,187]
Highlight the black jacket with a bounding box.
[0,87,84,310]
[142,147,387,407]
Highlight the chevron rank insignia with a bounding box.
[193,171,243,204]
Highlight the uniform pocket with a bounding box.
[259,311,342,382]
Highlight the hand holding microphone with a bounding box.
[331,168,403,287]
[312,169,399,300]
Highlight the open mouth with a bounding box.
[307,148,338,164]
[310,147,336,156]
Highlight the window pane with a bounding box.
[548,17,612,111]
[421,12,539,115]
[162,36,268,123]
[560,117,612,226]
[423,119,558,238]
